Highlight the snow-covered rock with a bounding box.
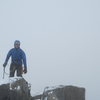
[0,77,31,100]
[32,85,85,100]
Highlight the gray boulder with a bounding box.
[0,78,31,100]
[33,85,85,100]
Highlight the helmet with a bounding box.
[14,40,20,46]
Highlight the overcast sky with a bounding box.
[0,0,100,100]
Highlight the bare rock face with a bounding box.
[0,78,31,100]
[52,86,85,100]
[33,85,85,100]
[0,84,9,100]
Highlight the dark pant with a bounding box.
[10,63,22,77]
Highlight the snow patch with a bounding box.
[45,85,65,91]
[17,86,21,90]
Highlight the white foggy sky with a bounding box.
[0,0,100,100]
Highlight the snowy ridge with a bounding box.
[0,77,22,86]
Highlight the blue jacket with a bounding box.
[5,48,27,68]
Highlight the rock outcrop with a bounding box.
[0,78,85,100]
[0,78,31,100]
[32,85,85,100]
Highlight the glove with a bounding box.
[24,67,27,74]
[3,62,7,68]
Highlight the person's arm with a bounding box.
[22,50,27,73]
[3,50,12,67]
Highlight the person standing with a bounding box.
[3,40,27,77]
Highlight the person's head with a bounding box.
[14,40,20,48]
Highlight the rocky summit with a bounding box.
[0,77,31,100]
[0,78,85,100]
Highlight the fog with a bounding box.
[0,0,100,100]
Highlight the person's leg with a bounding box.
[10,64,16,77]
[17,65,22,77]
